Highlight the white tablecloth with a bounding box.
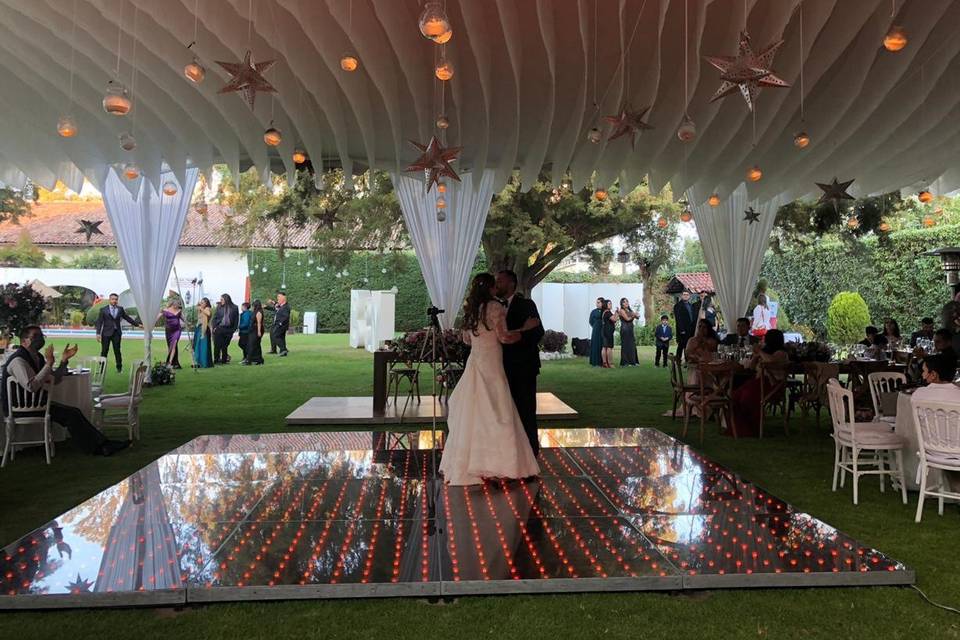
[16,371,92,445]
[893,391,960,493]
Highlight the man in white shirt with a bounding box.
[911,353,960,492]
[2,325,129,456]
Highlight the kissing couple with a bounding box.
[439,270,545,485]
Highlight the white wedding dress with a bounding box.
[439,302,540,485]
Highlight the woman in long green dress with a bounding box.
[589,297,604,366]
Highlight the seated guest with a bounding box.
[910,328,957,382]
[1,326,129,456]
[859,326,888,347]
[726,329,789,437]
[912,354,960,406]
[882,318,902,348]
[686,319,720,366]
[721,317,758,348]
[910,317,935,347]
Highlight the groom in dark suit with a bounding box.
[496,270,545,457]
[95,293,141,372]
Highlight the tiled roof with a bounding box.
[664,272,715,294]
[0,202,315,249]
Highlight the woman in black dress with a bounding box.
[618,297,639,366]
[601,299,616,368]
[247,300,265,365]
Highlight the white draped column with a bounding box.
[688,183,780,321]
[102,166,199,372]
[392,170,496,330]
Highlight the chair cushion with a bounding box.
[923,451,960,468]
[836,423,905,447]
[96,395,132,409]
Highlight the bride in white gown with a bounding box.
[439,273,541,485]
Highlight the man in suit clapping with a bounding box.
[95,293,141,373]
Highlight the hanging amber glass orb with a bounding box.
[883,25,907,52]
[923,215,935,227]
[162,181,179,196]
[918,190,933,203]
[847,217,859,229]
[435,58,454,81]
[419,2,452,43]
[122,163,140,180]
[119,132,137,151]
[436,115,450,129]
[708,193,720,207]
[184,58,205,84]
[593,188,608,201]
[437,182,447,194]
[677,117,696,143]
[747,165,763,182]
[340,54,359,72]
[680,209,693,223]
[57,115,78,138]
[436,196,447,209]
[436,209,447,222]
[102,81,132,116]
[292,148,307,164]
[657,217,669,229]
[878,221,891,233]
[263,126,282,147]
[793,131,810,148]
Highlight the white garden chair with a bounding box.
[826,379,908,505]
[1,377,54,467]
[868,371,906,426]
[912,399,960,522]
[78,356,108,400]
[93,360,147,441]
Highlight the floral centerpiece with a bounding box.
[146,361,176,386]
[390,328,468,365]
[0,283,46,346]
[789,341,834,363]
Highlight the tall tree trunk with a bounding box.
[641,275,656,325]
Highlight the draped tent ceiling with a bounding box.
[0,0,957,205]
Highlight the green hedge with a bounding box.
[248,250,487,332]
[761,225,955,338]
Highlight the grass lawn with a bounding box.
[0,334,958,639]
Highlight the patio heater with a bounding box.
[924,247,960,295]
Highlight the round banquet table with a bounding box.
[893,391,960,494]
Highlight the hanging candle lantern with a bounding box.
[119,132,137,151]
[793,131,810,149]
[847,217,859,229]
[292,148,307,164]
[435,58,454,81]
[587,127,602,143]
[57,115,78,138]
[923,215,935,227]
[747,165,763,182]
[680,209,693,223]
[184,57,205,84]
[262,266,268,272]
[419,2,452,43]
[102,81,132,116]
[263,124,282,146]
[340,54,359,72]
[381,267,388,274]
[594,188,608,201]
[708,193,721,207]
[878,222,891,233]
[436,115,450,129]
[436,196,447,209]
[249,269,256,275]
[306,271,312,277]
[162,181,178,196]
[123,163,140,180]
[657,217,669,229]
[918,190,933,203]
[437,209,447,222]
[883,25,907,52]
[677,116,697,143]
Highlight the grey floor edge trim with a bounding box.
[185,582,441,603]
[0,589,186,610]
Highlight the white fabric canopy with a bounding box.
[393,169,495,330]
[102,166,198,368]
[688,183,781,322]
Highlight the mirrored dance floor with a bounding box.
[0,428,912,608]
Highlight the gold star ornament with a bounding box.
[405,136,462,193]
[604,105,654,150]
[705,31,790,111]
[215,50,277,110]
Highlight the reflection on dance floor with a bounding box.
[0,428,912,608]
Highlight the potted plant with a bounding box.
[0,283,46,348]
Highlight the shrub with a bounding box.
[289,308,302,332]
[69,310,85,326]
[540,330,568,353]
[826,292,871,344]
[0,283,46,338]
[634,321,657,346]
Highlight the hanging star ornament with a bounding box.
[604,105,654,150]
[816,177,856,205]
[405,136,462,193]
[705,31,790,111]
[743,206,761,224]
[75,219,104,243]
[67,573,93,594]
[215,50,277,110]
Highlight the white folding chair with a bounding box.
[912,399,960,522]
[93,360,147,441]
[826,379,908,505]
[79,356,108,400]
[868,371,906,426]
[1,377,54,467]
